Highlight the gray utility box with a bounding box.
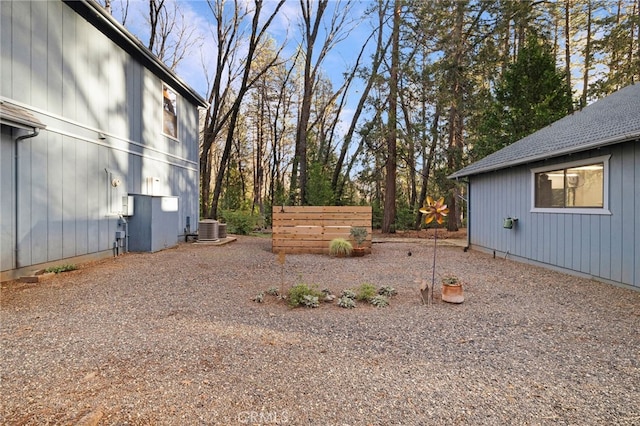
[127,195,179,252]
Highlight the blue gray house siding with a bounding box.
[465,141,638,290]
[1,0,206,280]
[450,83,640,290]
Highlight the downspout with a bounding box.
[14,128,40,268]
[456,177,470,252]
[465,179,470,252]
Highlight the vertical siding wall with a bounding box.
[468,142,639,289]
[0,1,200,276]
[272,206,373,254]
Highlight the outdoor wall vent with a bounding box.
[199,219,219,241]
[503,217,518,229]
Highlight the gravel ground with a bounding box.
[1,236,639,425]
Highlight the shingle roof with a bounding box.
[449,83,640,179]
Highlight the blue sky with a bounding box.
[110,0,374,97]
[108,0,377,136]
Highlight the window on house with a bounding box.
[531,155,610,214]
[162,84,177,138]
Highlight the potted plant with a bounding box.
[349,226,368,256]
[329,238,353,257]
[441,275,464,304]
[419,196,466,305]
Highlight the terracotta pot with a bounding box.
[352,247,366,257]
[441,283,464,303]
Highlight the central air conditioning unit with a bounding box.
[217,223,227,239]
[198,219,219,241]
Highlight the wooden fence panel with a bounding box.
[272,206,372,254]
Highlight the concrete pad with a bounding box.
[193,236,237,246]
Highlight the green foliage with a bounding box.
[370,295,389,308]
[356,283,377,301]
[371,200,383,230]
[349,227,368,246]
[219,160,245,211]
[329,238,353,257]
[301,294,320,308]
[395,203,417,231]
[305,161,334,206]
[254,283,397,309]
[442,276,460,285]
[378,286,397,297]
[287,284,323,308]
[219,210,262,235]
[590,9,640,99]
[337,296,356,309]
[340,289,357,300]
[44,264,77,274]
[474,33,573,161]
[262,201,273,228]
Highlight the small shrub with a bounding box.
[349,227,368,247]
[266,286,279,296]
[301,294,320,308]
[340,289,357,300]
[287,284,323,307]
[442,276,460,285]
[378,285,397,297]
[219,210,261,235]
[252,292,264,303]
[356,283,377,301]
[370,295,389,307]
[337,296,356,309]
[329,238,353,257]
[44,264,77,274]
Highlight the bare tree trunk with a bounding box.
[630,0,639,84]
[333,0,390,200]
[399,87,417,210]
[253,89,265,216]
[147,0,165,52]
[581,0,592,109]
[446,1,465,232]
[269,54,297,208]
[292,0,329,205]
[564,0,573,108]
[382,0,401,233]
[415,106,439,229]
[210,0,286,218]
[200,0,244,217]
[291,0,354,205]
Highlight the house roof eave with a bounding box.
[63,0,208,109]
[448,132,640,180]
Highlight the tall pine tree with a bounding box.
[473,33,573,160]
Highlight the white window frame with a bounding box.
[530,154,611,215]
